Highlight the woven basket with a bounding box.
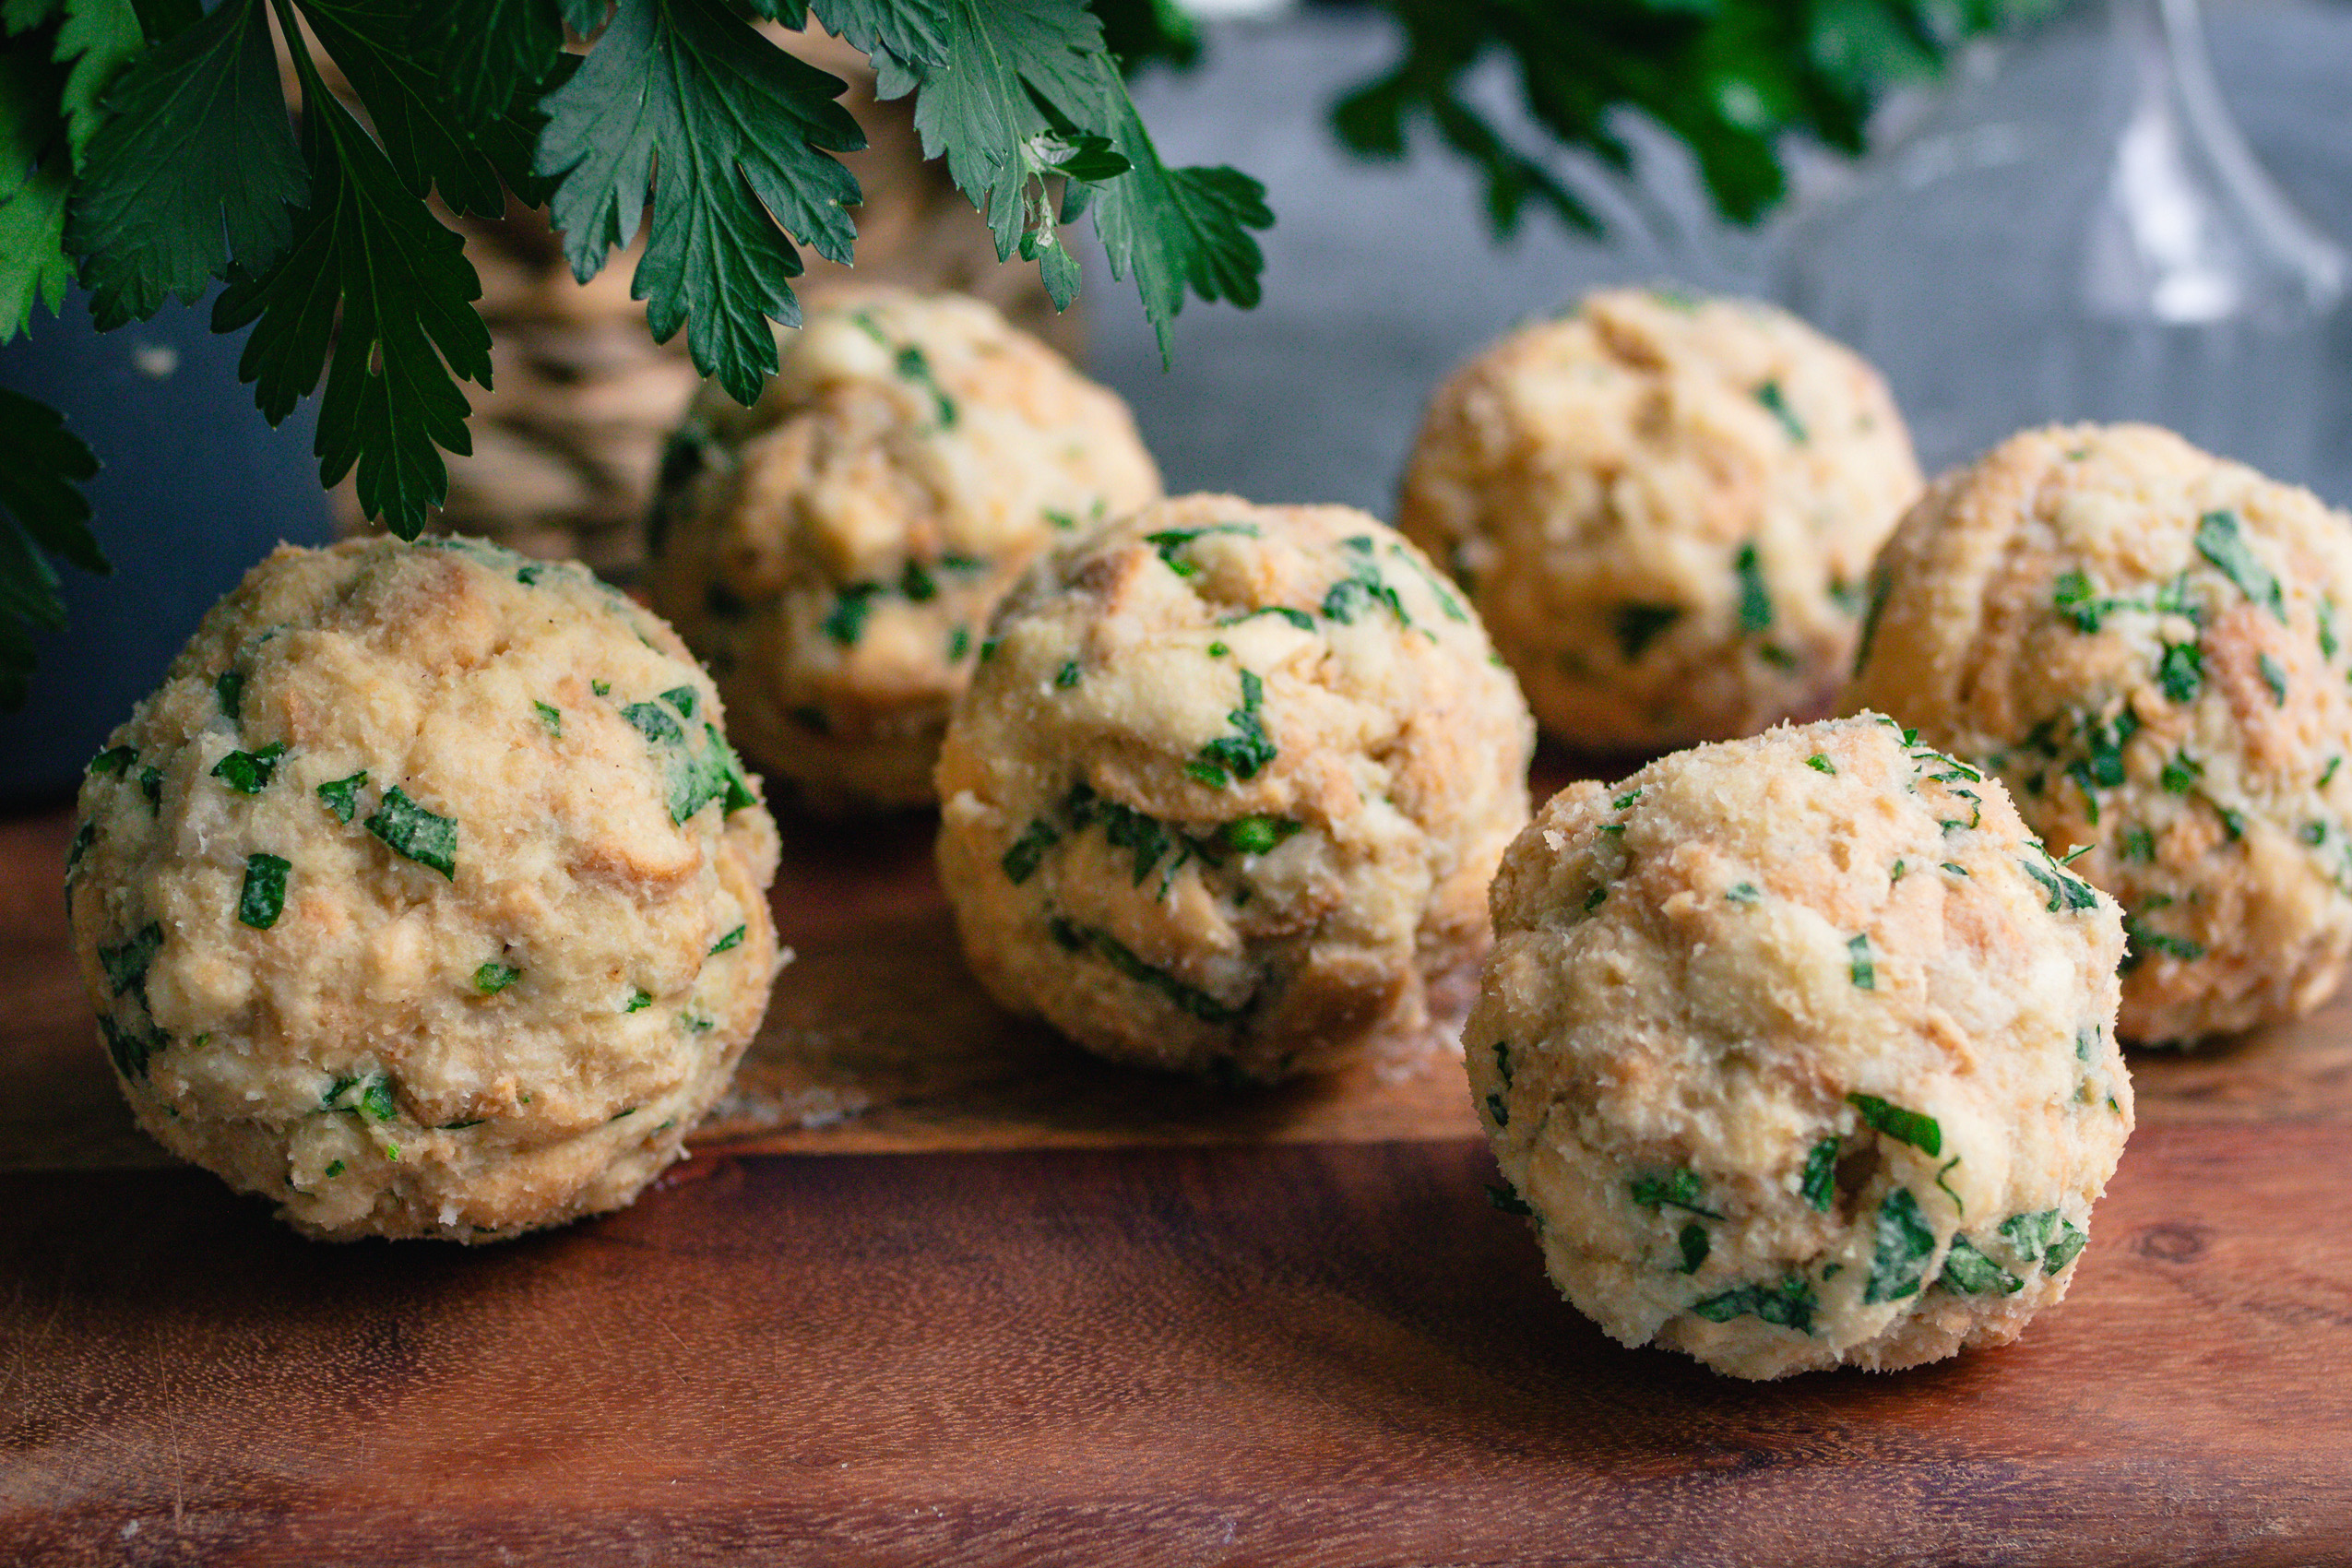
[326,28,1081,577]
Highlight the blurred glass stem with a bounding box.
[1779,0,2346,486]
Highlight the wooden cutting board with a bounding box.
[5,760,2351,1565]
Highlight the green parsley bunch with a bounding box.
[0,0,1271,703]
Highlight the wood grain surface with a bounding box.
[6,758,2352,1564]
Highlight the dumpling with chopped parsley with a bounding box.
[1396,286,1920,750]
[66,537,784,1242]
[1847,423,2352,1045]
[1470,714,2131,1380]
[646,286,1163,813]
[936,494,1534,1083]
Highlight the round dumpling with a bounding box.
[647,286,1163,811]
[1397,286,1920,749]
[1468,714,2131,1379]
[1847,422,2352,1044]
[936,493,1535,1083]
[68,537,784,1241]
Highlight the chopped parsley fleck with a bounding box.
[1321,551,1410,627]
[1629,1169,1724,1219]
[2000,1209,2087,1274]
[1486,1182,1533,1217]
[1806,753,1836,775]
[1611,603,1681,660]
[1146,524,1258,577]
[534,701,563,737]
[324,1159,346,1178]
[1942,861,1969,876]
[2195,509,2287,623]
[624,988,653,1014]
[623,701,684,745]
[893,344,958,426]
[661,686,698,718]
[1754,380,1807,444]
[2022,858,2100,914]
[2052,569,2093,624]
[1847,1092,1942,1155]
[1735,543,1773,634]
[1800,1136,1840,1211]
[1726,882,1761,905]
[325,1071,398,1123]
[899,560,938,602]
[592,680,611,696]
[1003,819,1061,884]
[2260,653,2289,707]
[1043,507,1077,531]
[1053,919,1249,1023]
[364,788,457,880]
[2161,752,2202,794]
[473,962,521,994]
[2042,1218,2088,1274]
[1862,1187,1937,1303]
[1847,932,1875,990]
[1206,641,1229,659]
[1055,659,1082,689]
[660,724,759,825]
[101,922,164,997]
[1692,1274,1815,1332]
[317,772,368,824]
[1612,789,1643,809]
[1217,606,1318,633]
[88,744,136,778]
[1582,886,1607,913]
[1938,1234,2023,1296]
[2304,821,2329,846]
[138,767,161,808]
[2122,916,2204,967]
[2325,757,2343,788]
[517,564,543,586]
[2058,843,2093,865]
[441,1119,486,1130]
[1389,543,1469,622]
[948,626,970,661]
[711,925,746,955]
[822,584,882,646]
[210,742,287,794]
[1677,1222,1710,1275]
[1222,815,1301,855]
[215,670,244,722]
[100,1016,164,1081]
[237,853,291,930]
[2084,709,2138,788]
[66,820,95,875]
[1189,669,1277,788]
[2157,642,2203,704]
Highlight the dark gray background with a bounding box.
[1075,1,2352,514]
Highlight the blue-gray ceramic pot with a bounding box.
[0,291,333,812]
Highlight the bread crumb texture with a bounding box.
[936,494,1534,1083]
[68,537,784,1241]
[647,287,1162,811]
[1848,422,2352,1044]
[1469,715,2130,1378]
[1398,287,1920,749]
